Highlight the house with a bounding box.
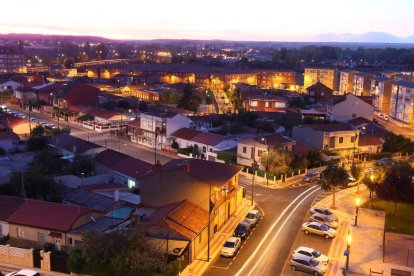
[241,93,288,113]
[7,199,92,250]
[171,128,237,161]
[327,93,374,122]
[339,70,357,95]
[139,159,243,262]
[49,133,105,159]
[95,149,153,189]
[144,200,209,266]
[292,123,357,153]
[237,134,296,169]
[353,72,373,96]
[389,81,414,125]
[130,110,192,149]
[0,129,20,152]
[304,67,338,91]
[356,123,389,154]
[48,82,101,111]
[14,87,36,105]
[0,196,25,237]
[306,82,333,103]
[0,80,23,91]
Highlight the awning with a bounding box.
[48,231,62,239]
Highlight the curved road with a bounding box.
[205,175,322,276]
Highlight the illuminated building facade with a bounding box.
[0,45,25,73]
[304,67,338,91]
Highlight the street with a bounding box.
[205,173,323,276]
[5,106,175,164]
[376,116,414,140]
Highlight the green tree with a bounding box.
[177,84,200,113]
[69,155,95,176]
[383,134,414,155]
[27,126,49,151]
[260,148,293,185]
[117,100,132,110]
[63,58,74,68]
[138,101,149,112]
[318,164,349,209]
[171,140,179,150]
[351,164,364,193]
[306,149,323,168]
[68,228,178,276]
[376,161,414,213]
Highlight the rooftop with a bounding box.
[302,123,354,132]
[0,195,25,221]
[50,133,102,155]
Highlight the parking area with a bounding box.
[280,210,335,275]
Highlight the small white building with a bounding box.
[0,80,22,91]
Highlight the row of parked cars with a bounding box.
[4,107,59,130]
[303,171,356,187]
[220,209,261,258]
[290,206,338,275]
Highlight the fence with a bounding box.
[0,244,34,268]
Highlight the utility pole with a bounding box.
[207,181,212,262]
[251,144,256,206]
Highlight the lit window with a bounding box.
[250,101,258,107]
[339,137,344,144]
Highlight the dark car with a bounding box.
[233,221,251,240]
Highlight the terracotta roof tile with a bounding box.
[0,196,25,221]
[7,199,90,232]
[170,128,200,141]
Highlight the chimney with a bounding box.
[153,160,162,173]
[181,160,190,174]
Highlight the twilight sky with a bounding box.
[1,0,413,41]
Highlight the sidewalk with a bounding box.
[181,198,253,276]
[316,186,414,276]
[0,262,69,276]
[239,171,305,189]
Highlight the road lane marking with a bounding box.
[245,187,321,276]
[235,185,319,276]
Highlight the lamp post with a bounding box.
[261,137,270,186]
[154,122,166,165]
[346,230,352,270]
[251,143,256,207]
[354,197,361,226]
[352,126,365,166]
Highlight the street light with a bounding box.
[261,137,270,186]
[370,173,375,182]
[346,230,352,270]
[354,197,361,226]
[352,126,366,166]
[251,143,257,207]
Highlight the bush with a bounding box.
[0,147,5,156]
[367,152,393,160]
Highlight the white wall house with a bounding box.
[328,93,374,122]
[0,81,22,91]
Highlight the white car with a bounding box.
[309,214,339,229]
[220,237,241,257]
[290,254,327,275]
[5,269,40,276]
[293,246,329,265]
[302,222,336,239]
[244,209,261,226]
[310,206,338,221]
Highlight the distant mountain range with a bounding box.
[0,33,115,43]
[316,32,414,43]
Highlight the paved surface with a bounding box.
[377,116,414,140]
[6,105,175,164]
[201,173,323,276]
[0,263,69,275]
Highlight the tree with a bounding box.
[177,84,200,113]
[117,100,132,110]
[171,140,179,150]
[63,58,74,68]
[27,126,49,151]
[260,148,293,185]
[69,155,96,176]
[383,133,414,155]
[306,149,323,168]
[376,162,414,213]
[68,227,178,276]
[350,164,364,193]
[318,164,349,209]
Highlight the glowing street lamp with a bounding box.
[355,197,361,226]
[345,230,352,270]
[370,174,375,182]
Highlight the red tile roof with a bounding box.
[95,149,153,178]
[192,132,226,146]
[0,196,25,221]
[348,117,372,127]
[7,199,90,232]
[306,81,333,93]
[50,133,101,154]
[147,200,208,240]
[170,128,201,141]
[127,118,141,128]
[158,159,243,187]
[305,123,353,132]
[292,142,313,156]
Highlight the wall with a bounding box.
[0,245,34,268]
[292,126,324,150]
[0,221,9,236]
[166,115,192,138]
[331,94,374,122]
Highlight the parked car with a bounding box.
[303,172,320,183]
[245,209,261,226]
[346,173,357,187]
[310,206,338,221]
[293,246,329,265]
[233,221,251,240]
[5,269,40,276]
[301,222,336,239]
[290,254,327,276]
[15,113,26,118]
[376,158,394,166]
[220,237,242,257]
[309,214,339,229]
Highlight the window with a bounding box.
[16,228,24,238]
[250,101,258,107]
[38,232,46,242]
[257,150,264,156]
[203,146,207,153]
[265,101,269,107]
[69,238,73,245]
[339,137,344,144]
[352,113,356,118]
[351,136,355,143]
[243,146,247,153]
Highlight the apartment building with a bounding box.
[371,76,393,113]
[339,70,357,94]
[353,72,373,96]
[304,67,338,91]
[389,81,414,125]
[0,45,25,73]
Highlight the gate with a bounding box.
[33,249,41,268]
[51,253,69,274]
